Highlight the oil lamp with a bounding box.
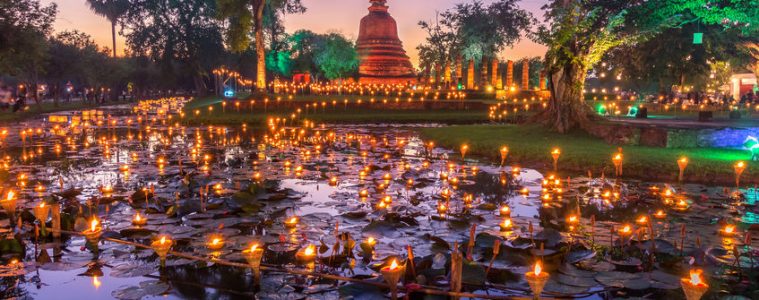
[101,185,113,197]
[681,269,708,300]
[636,215,648,225]
[132,212,147,226]
[499,218,513,231]
[380,259,405,300]
[1,190,17,217]
[295,244,317,264]
[511,166,521,177]
[734,161,746,187]
[33,202,49,233]
[678,157,688,182]
[525,261,549,299]
[207,234,225,251]
[242,243,265,279]
[566,215,579,231]
[359,189,369,198]
[654,210,667,219]
[329,176,338,186]
[550,148,560,171]
[151,235,173,267]
[719,224,736,237]
[499,205,511,217]
[500,146,509,166]
[284,216,299,229]
[83,218,103,246]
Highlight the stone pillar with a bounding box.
[506,60,514,87]
[496,65,503,90]
[444,61,452,86]
[481,56,488,88]
[491,58,499,87]
[539,71,547,90]
[521,60,529,90]
[466,59,475,90]
[455,56,463,86]
[434,63,442,84]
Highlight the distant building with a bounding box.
[730,73,758,100]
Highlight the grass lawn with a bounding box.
[182,95,489,125]
[419,124,758,185]
[0,101,125,124]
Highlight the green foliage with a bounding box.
[0,0,57,77]
[287,30,358,81]
[417,0,534,71]
[121,0,225,93]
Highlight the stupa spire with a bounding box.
[357,0,416,84]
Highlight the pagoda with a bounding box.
[356,0,416,84]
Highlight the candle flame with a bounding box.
[160,236,166,244]
[92,276,101,288]
[689,269,705,286]
[211,238,221,245]
[6,190,14,201]
[389,259,398,270]
[250,244,259,252]
[724,224,735,234]
[304,244,315,256]
[135,213,141,221]
[287,217,298,224]
[534,262,542,276]
[90,219,99,232]
[621,225,631,233]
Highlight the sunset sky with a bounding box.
[44,0,548,66]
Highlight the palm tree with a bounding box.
[85,0,130,57]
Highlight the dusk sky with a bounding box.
[44,0,548,66]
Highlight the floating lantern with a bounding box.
[295,244,317,264]
[284,216,299,229]
[83,218,103,247]
[720,224,736,237]
[242,243,265,274]
[132,212,147,226]
[734,161,746,187]
[359,189,369,198]
[329,176,338,186]
[437,203,448,215]
[551,148,560,171]
[636,215,648,225]
[1,190,17,217]
[151,235,173,267]
[678,157,688,182]
[499,205,511,217]
[681,269,708,300]
[525,261,549,298]
[380,259,405,300]
[499,146,509,166]
[207,234,225,251]
[654,210,667,219]
[499,218,513,231]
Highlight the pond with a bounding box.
[0,99,757,299]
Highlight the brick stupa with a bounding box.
[357,0,416,84]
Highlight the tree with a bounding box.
[216,0,305,91]
[535,0,758,133]
[603,23,756,94]
[288,30,358,82]
[85,0,130,57]
[0,0,57,107]
[314,33,358,81]
[416,0,533,83]
[121,0,225,96]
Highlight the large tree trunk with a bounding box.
[253,0,266,91]
[111,20,117,58]
[535,61,592,133]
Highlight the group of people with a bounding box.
[0,84,25,112]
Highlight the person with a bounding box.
[0,84,11,110]
[12,92,25,112]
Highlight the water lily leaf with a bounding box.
[110,262,158,278]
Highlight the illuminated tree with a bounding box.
[535,0,758,133]
[216,0,305,91]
